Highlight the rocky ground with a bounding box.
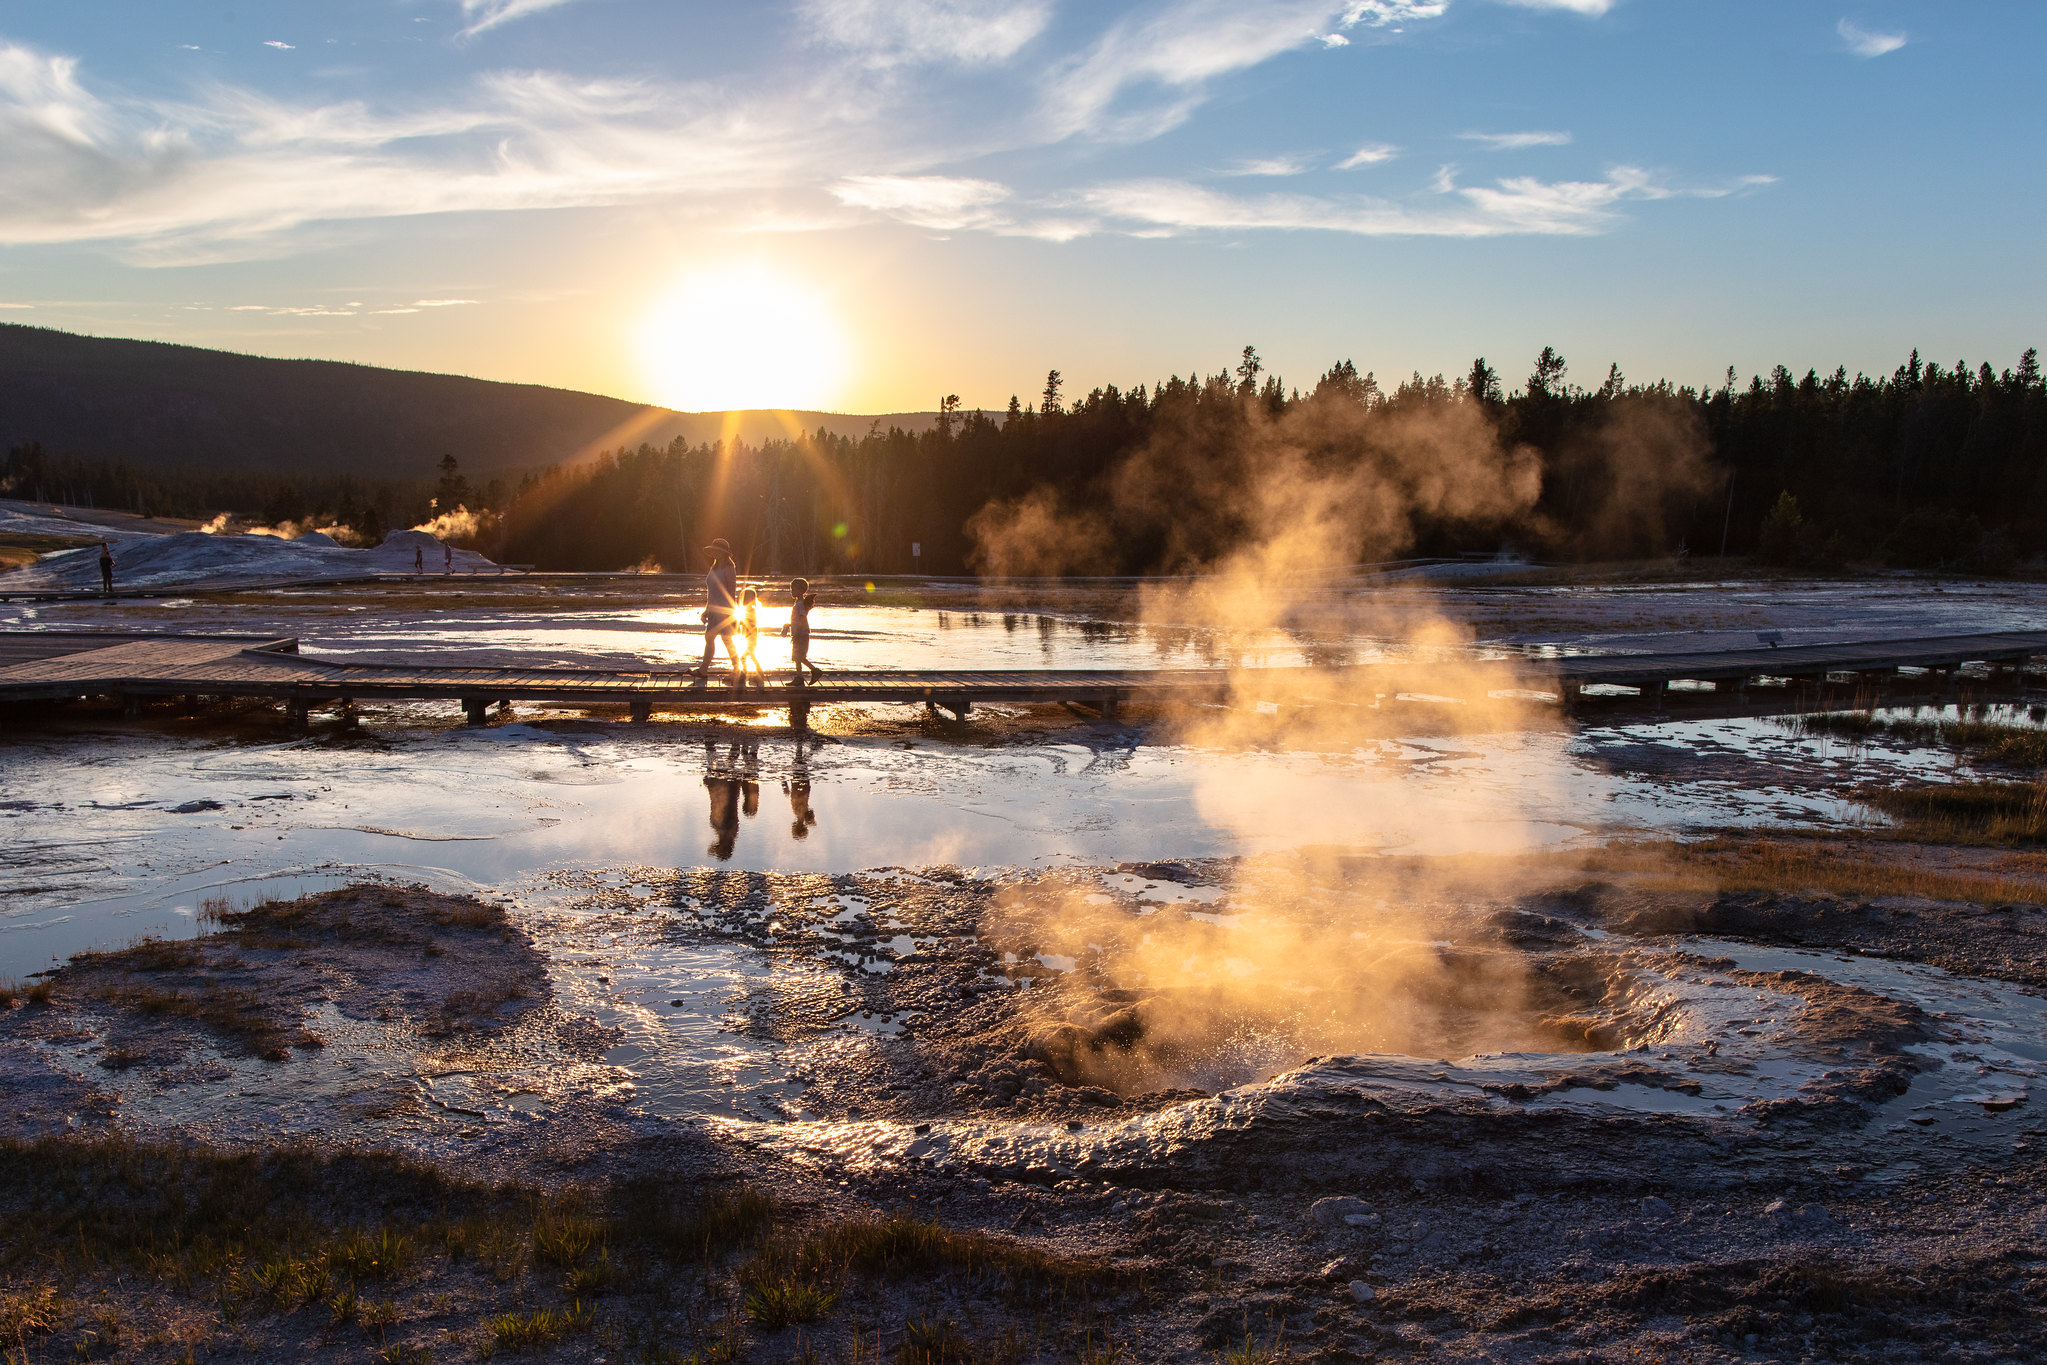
[1,853,2043,1365]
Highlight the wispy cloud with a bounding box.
[1838,18,1906,58]
[1343,2,1450,23]
[1071,168,1661,237]
[0,42,841,256]
[832,175,1014,231]
[1223,154,1314,177]
[803,0,1053,68]
[457,0,584,39]
[262,41,295,51]
[0,4,1751,264]
[1492,0,1617,15]
[1336,142,1399,168]
[834,164,1770,241]
[1040,0,1447,142]
[1461,129,1571,150]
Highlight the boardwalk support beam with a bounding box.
[462,697,488,726]
[628,699,651,723]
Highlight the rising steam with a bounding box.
[971,374,1618,1085]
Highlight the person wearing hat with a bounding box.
[691,538,743,679]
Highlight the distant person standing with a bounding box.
[781,577,824,684]
[443,544,453,575]
[97,542,113,595]
[413,545,424,575]
[691,538,742,679]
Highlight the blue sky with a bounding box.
[0,1,2038,413]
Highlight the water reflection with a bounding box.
[784,736,818,840]
[702,741,761,861]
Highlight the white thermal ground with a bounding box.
[0,503,495,590]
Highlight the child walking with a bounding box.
[737,588,767,685]
[782,577,824,684]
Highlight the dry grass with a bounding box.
[1858,780,2047,846]
[93,979,317,1060]
[0,979,54,1009]
[1581,836,2047,904]
[1790,712,2047,767]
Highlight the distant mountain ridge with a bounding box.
[0,324,947,478]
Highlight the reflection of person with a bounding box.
[691,539,742,680]
[97,542,113,595]
[781,577,824,684]
[703,740,760,860]
[786,735,817,839]
[737,588,766,684]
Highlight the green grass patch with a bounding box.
[481,1301,593,1354]
[741,1277,838,1330]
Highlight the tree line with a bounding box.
[495,345,2047,575]
[7,345,2043,575]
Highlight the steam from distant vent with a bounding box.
[1552,391,1720,560]
[411,505,498,546]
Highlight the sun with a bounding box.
[637,264,850,413]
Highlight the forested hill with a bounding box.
[0,324,937,478]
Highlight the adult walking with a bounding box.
[691,538,743,680]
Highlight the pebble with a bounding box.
[1309,1195,1373,1228]
[1348,1280,1376,1303]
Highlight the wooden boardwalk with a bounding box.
[1,628,2044,726]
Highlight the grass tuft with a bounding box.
[332,1226,413,1282]
[742,1278,837,1330]
[1791,711,2047,767]
[1858,779,2047,846]
[795,1215,1108,1292]
[611,1179,780,1261]
[0,1283,62,1339]
[896,1316,973,1365]
[531,1202,604,1268]
[482,1301,594,1354]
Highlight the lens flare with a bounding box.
[638,264,849,413]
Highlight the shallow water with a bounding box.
[6,580,2045,1153]
[3,700,1993,980]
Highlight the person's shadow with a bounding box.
[703,740,760,860]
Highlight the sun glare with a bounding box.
[638,265,849,413]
